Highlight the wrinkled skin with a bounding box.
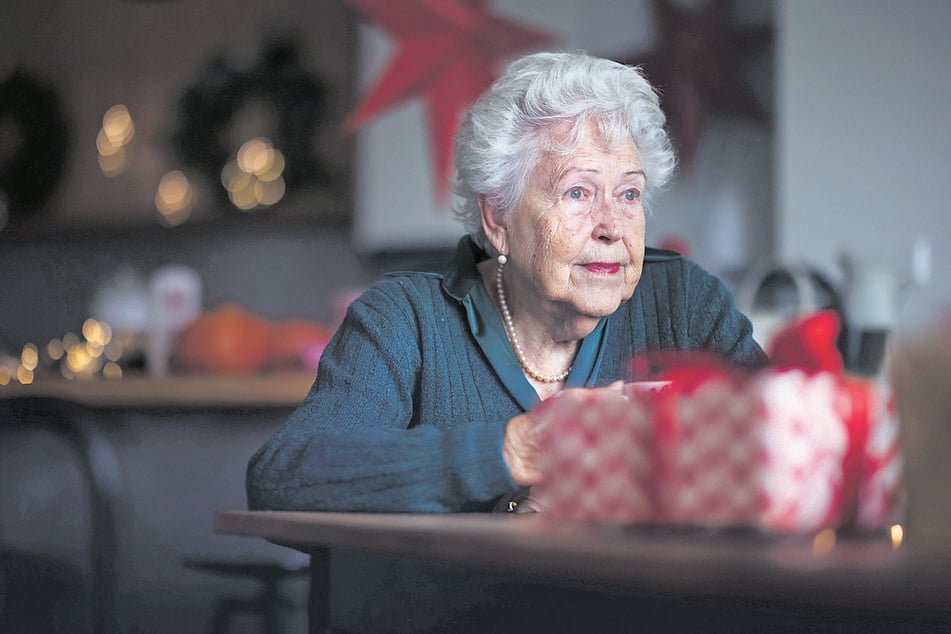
[478,122,650,484]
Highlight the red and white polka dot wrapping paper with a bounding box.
[533,369,902,533]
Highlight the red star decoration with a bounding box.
[343,0,556,199]
[618,0,771,168]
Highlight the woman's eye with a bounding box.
[623,188,641,202]
[567,187,585,200]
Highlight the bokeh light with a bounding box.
[155,170,193,226]
[221,137,287,211]
[16,366,34,385]
[47,338,65,361]
[236,137,274,175]
[98,146,127,177]
[102,361,123,379]
[98,104,135,177]
[63,332,80,350]
[20,343,39,371]
[253,178,286,206]
[0,320,130,385]
[890,524,904,550]
[102,104,135,146]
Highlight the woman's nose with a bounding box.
[592,201,623,242]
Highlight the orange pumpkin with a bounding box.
[173,303,271,374]
[268,319,333,370]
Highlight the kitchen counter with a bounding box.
[0,371,315,408]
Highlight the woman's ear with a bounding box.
[479,194,507,254]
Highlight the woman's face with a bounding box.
[499,124,647,323]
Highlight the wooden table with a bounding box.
[215,510,951,622]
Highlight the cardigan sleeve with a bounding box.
[682,258,768,369]
[246,280,518,513]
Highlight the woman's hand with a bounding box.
[502,381,626,485]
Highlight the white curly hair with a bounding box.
[451,51,676,255]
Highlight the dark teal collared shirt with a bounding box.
[249,235,765,515]
[463,272,607,410]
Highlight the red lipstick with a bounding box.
[584,262,621,274]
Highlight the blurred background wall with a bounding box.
[0,0,778,351]
[1,1,949,633]
[1,0,948,350]
[777,0,951,320]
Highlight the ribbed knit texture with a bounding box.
[246,239,765,514]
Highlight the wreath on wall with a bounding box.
[0,69,70,226]
[172,38,331,212]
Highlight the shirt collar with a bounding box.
[441,236,608,410]
[441,236,488,302]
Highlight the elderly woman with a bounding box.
[247,51,764,515]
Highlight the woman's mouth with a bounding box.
[583,262,621,274]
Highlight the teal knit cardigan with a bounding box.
[246,237,765,514]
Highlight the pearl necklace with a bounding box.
[495,255,571,384]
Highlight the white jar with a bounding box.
[146,265,202,377]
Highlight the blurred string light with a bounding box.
[221,136,286,211]
[0,318,129,389]
[97,104,135,177]
[17,343,38,385]
[155,170,193,226]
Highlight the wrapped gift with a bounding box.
[534,390,655,522]
[853,383,904,530]
[534,312,904,533]
[653,369,850,532]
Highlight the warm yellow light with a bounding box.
[155,171,193,224]
[257,149,285,182]
[229,179,259,210]
[105,340,124,362]
[66,346,92,373]
[254,176,285,206]
[157,171,190,206]
[811,528,836,555]
[102,361,123,379]
[96,128,122,156]
[102,104,135,146]
[63,332,80,350]
[890,524,904,550]
[99,147,127,177]
[16,366,34,385]
[83,318,103,343]
[220,160,243,190]
[236,137,274,175]
[21,343,39,371]
[47,338,65,361]
[158,207,192,227]
[0,365,11,386]
[86,341,104,358]
[227,171,253,195]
